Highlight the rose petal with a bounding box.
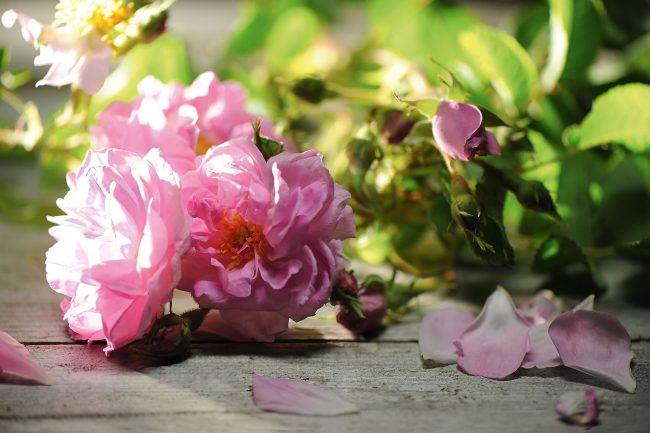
[196,310,289,343]
[549,310,636,393]
[252,375,359,416]
[418,307,475,366]
[522,294,594,369]
[555,390,600,426]
[0,331,51,385]
[517,290,563,325]
[454,287,530,379]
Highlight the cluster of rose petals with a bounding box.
[0,330,50,385]
[179,138,355,327]
[431,100,501,161]
[252,374,358,416]
[91,79,200,176]
[2,9,112,94]
[92,73,289,175]
[555,389,600,426]
[45,149,190,353]
[418,288,636,392]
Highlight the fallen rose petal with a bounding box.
[518,290,563,325]
[419,307,475,366]
[549,310,636,393]
[0,331,50,385]
[522,294,594,369]
[454,287,530,379]
[252,375,359,416]
[555,389,600,426]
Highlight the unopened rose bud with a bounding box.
[432,100,501,161]
[452,194,481,231]
[449,175,481,230]
[336,278,387,335]
[292,77,332,104]
[334,270,359,297]
[383,110,415,144]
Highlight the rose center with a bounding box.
[215,212,268,269]
[195,135,213,155]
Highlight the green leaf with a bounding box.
[541,0,601,90]
[265,6,321,67]
[227,3,273,55]
[457,26,539,115]
[91,34,194,115]
[627,34,650,80]
[575,83,650,152]
[597,155,650,245]
[556,151,605,246]
[369,0,479,76]
[532,234,586,273]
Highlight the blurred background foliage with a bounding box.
[0,0,648,305]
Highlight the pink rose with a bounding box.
[46,149,190,353]
[92,73,291,172]
[91,85,200,176]
[179,138,355,323]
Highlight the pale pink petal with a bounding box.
[418,307,475,366]
[517,290,563,325]
[196,310,289,342]
[454,287,530,379]
[555,390,600,426]
[252,375,358,416]
[549,310,636,393]
[522,294,594,369]
[0,331,51,385]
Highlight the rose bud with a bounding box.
[292,77,332,104]
[432,100,501,161]
[383,110,416,144]
[336,279,388,335]
[334,270,360,297]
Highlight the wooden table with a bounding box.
[1,220,649,433]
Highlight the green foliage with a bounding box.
[457,26,539,116]
[575,83,650,152]
[541,0,601,89]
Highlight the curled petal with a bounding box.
[549,310,636,393]
[555,390,600,426]
[252,375,358,416]
[522,294,594,369]
[0,331,51,385]
[454,287,530,379]
[418,308,475,366]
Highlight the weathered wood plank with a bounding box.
[1,220,649,343]
[0,341,649,432]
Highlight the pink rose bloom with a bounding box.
[46,149,190,353]
[91,72,290,172]
[91,84,200,176]
[2,9,112,94]
[179,138,355,325]
[432,100,501,161]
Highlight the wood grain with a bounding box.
[0,341,648,433]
